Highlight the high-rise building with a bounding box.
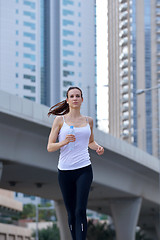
[0,0,45,104]
[108,0,159,158]
[46,0,96,120]
[14,192,54,206]
[0,0,96,121]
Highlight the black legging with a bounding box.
[58,165,93,240]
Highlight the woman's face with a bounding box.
[66,88,83,108]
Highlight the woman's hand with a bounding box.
[96,145,104,155]
[64,134,76,144]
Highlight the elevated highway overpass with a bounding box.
[0,90,160,240]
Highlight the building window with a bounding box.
[24,11,36,19]
[24,1,36,9]
[63,50,74,56]
[157,65,160,71]
[24,21,36,30]
[63,70,74,77]
[24,63,36,71]
[16,9,19,14]
[24,85,36,93]
[24,32,36,40]
[63,9,74,16]
[16,30,19,35]
[63,0,74,6]
[63,40,74,46]
[63,60,74,66]
[16,20,19,24]
[156,8,160,14]
[156,25,160,32]
[16,51,19,56]
[31,196,35,200]
[63,19,74,26]
[63,80,74,87]
[16,62,19,67]
[24,74,35,82]
[16,73,19,78]
[24,96,36,101]
[24,53,36,61]
[63,29,74,36]
[63,90,67,97]
[23,194,31,197]
[157,44,160,51]
[24,43,36,51]
[15,83,19,88]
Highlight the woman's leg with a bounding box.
[75,165,93,240]
[58,170,76,240]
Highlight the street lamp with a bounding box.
[136,84,160,234]
[35,205,54,240]
[136,84,160,95]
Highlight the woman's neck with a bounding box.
[67,108,81,119]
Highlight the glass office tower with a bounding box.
[0,0,96,121]
[0,0,45,104]
[108,0,159,158]
[60,0,96,119]
[47,0,96,121]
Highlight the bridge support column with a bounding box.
[110,197,142,240]
[156,220,160,240]
[54,201,72,240]
[0,162,3,180]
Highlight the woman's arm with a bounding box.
[88,117,104,155]
[47,116,76,152]
[47,116,65,152]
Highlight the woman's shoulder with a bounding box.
[55,115,64,120]
[52,115,64,128]
[86,116,93,126]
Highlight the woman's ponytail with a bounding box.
[48,100,69,116]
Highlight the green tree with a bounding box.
[19,203,57,222]
[38,203,57,222]
[87,219,115,240]
[87,220,151,240]
[20,203,36,219]
[32,224,60,240]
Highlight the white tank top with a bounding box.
[58,117,91,170]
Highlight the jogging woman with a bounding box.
[47,86,104,240]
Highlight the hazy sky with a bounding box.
[96,0,108,132]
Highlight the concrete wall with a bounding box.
[0,223,33,240]
[0,189,22,212]
[0,189,29,240]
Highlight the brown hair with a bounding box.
[48,86,83,116]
